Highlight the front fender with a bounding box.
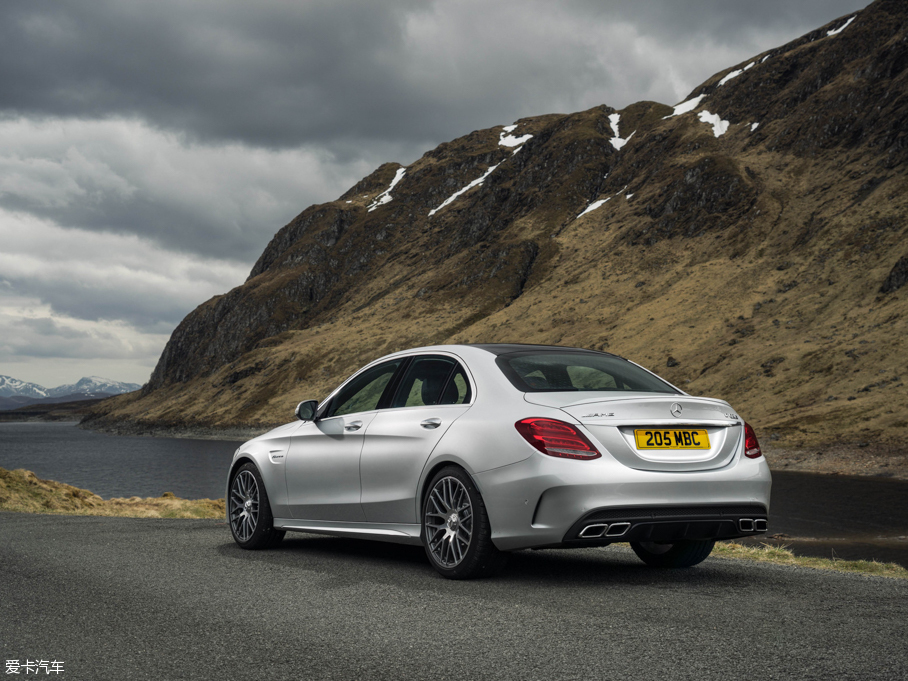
[227,422,300,518]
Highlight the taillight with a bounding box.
[743,422,762,459]
[515,418,601,460]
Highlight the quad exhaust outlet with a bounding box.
[738,518,768,533]
[578,522,631,539]
[576,515,766,541]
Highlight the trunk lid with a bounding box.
[524,392,743,472]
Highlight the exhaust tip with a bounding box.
[579,524,608,538]
[605,522,631,537]
[754,519,767,532]
[739,518,755,532]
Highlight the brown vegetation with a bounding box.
[0,467,224,519]
[712,541,908,580]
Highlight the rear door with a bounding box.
[360,355,473,523]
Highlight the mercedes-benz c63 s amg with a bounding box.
[227,344,771,579]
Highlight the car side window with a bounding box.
[391,357,456,408]
[327,360,402,417]
[439,365,472,405]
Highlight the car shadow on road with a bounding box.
[215,533,753,591]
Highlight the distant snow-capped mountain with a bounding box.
[0,375,141,399]
[46,376,142,397]
[0,375,49,399]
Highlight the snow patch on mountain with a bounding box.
[0,375,48,398]
[429,163,501,217]
[698,110,729,137]
[367,167,406,212]
[751,122,760,132]
[0,374,140,399]
[607,114,635,150]
[827,16,855,36]
[718,61,755,86]
[576,197,610,218]
[664,94,707,118]
[499,123,533,148]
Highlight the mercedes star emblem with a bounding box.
[670,403,683,418]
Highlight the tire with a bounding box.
[422,466,508,579]
[631,539,715,568]
[228,462,285,550]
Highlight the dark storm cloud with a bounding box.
[0,0,427,150]
[0,117,382,262]
[0,209,248,331]
[0,0,866,152]
[597,0,862,45]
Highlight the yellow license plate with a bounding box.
[634,429,710,450]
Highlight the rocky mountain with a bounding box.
[46,376,142,398]
[0,375,141,410]
[87,0,908,452]
[0,375,49,399]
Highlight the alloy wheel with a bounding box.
[425,476,473,567]
[230,470,260,543]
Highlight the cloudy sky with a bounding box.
[0,0,865,388]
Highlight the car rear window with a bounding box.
[495,351,679,394]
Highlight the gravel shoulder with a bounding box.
[2,513,907,680]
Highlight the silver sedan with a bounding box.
[227,344,771,578]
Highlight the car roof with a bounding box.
[372,343,626,365]
[465,343,617,357]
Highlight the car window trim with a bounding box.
[438,362,470,405]
[315,350,477,419]
[318,358,408,419]
[388,354,458,409]
[378,356,415,410]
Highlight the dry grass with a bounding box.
[713,541,908,580]
[0,467,224,519]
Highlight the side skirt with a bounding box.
[273,518,423,546]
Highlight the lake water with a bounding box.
[0,421,243,500]
[2,421,906,567]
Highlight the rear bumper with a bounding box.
[561,504,768,546]
[474,447,772,551]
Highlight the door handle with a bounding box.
[344,420,363,432]
[420,418,442,429]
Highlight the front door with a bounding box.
[285,359,402,521]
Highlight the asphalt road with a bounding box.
[2,513,907,681]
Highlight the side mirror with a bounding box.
[295,399,319,422]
